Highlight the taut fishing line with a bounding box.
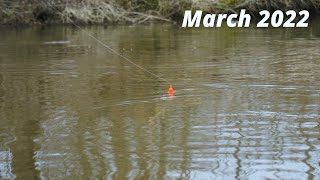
[42,0,172,86]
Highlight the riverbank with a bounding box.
[1,0,320,26]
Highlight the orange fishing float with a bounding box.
[168,85,174,97]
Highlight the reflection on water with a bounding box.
[0,22,320,179]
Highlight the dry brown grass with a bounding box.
[0,0,319,26]
[61,1,174,24]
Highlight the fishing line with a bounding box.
[42,0,171,85]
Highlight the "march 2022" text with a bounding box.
[182,9,309,28]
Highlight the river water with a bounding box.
[0,23,319,179]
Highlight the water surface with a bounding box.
[0,23,320,179]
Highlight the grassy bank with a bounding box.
[1,0,320,26]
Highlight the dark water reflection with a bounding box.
[0,22,319,179]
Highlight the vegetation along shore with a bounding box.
[1,0,320,26]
